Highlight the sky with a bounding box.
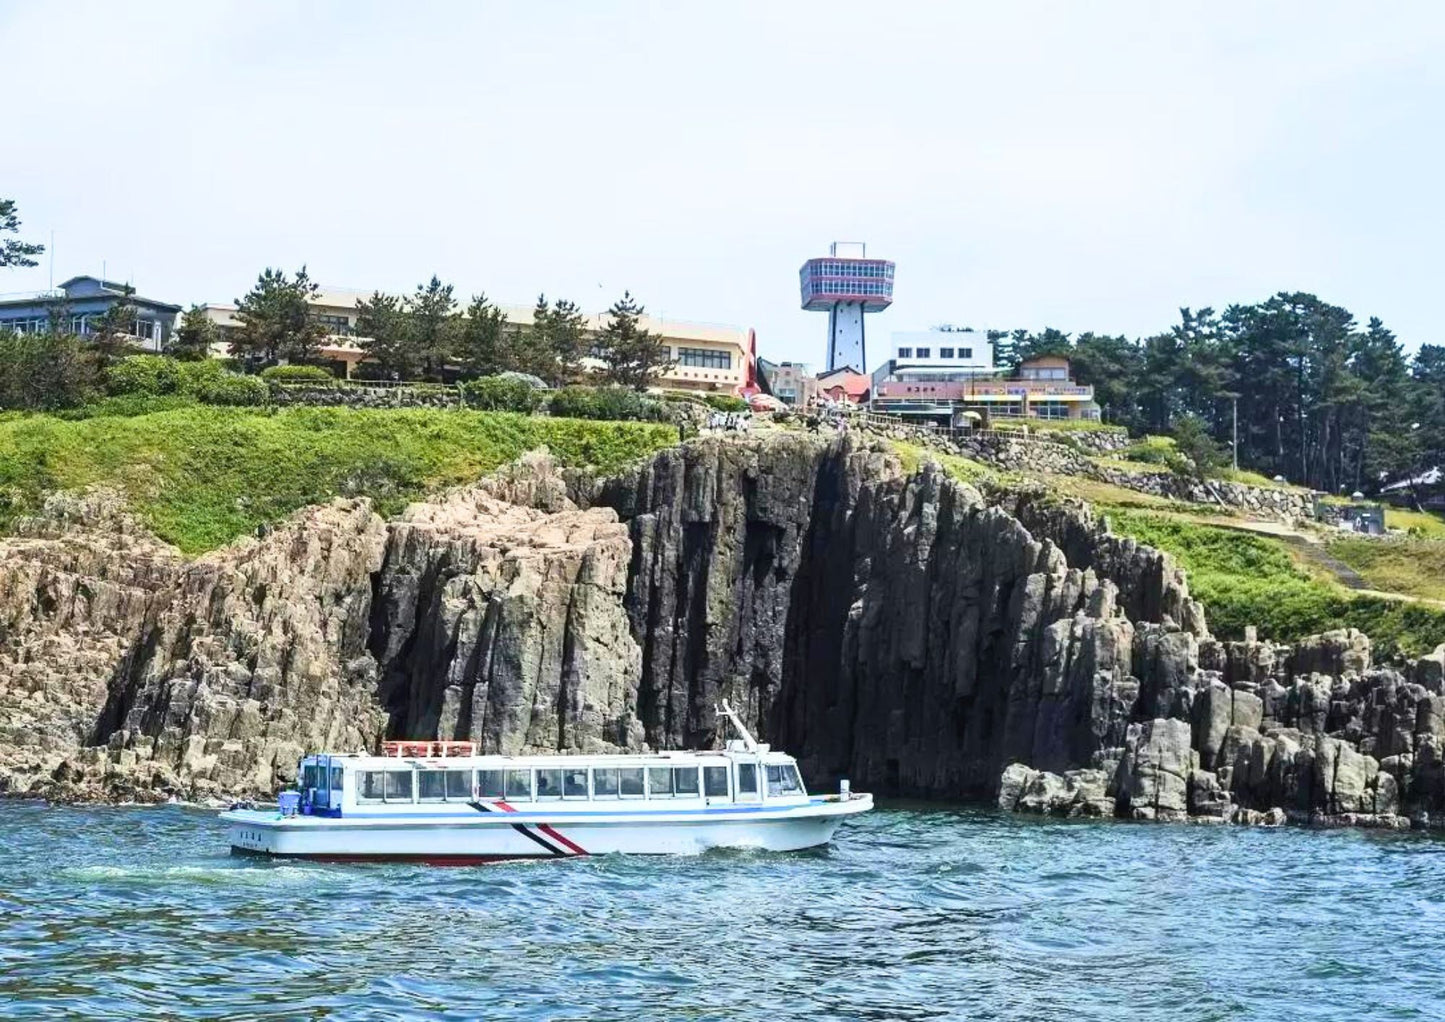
[2,1,1443,370]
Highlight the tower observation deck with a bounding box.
[799,241,895,374]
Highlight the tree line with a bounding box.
[225,267,675,390]
[988,292,1443,492]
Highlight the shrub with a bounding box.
[195,372,270,406]
[176,359,227,394]
[460,375,545,413]
[494,371,548,390]
[106,355,184,396]
[0,330,98,410]
[261,364,335,384]
[547,386,669,423]
[702,394,748,413]
[1123,436,1176,466]
[1171,414,1225,480]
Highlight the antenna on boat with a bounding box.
[716,699,760,753]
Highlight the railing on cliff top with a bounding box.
[849,409,1094,447]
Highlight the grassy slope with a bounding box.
[0,406,676,554]
[1385,507,1445,539]
[1325,536,1445,602]
[1107,510,1445,658]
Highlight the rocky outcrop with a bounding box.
[0,432,1440,834]
[368,470,643,757]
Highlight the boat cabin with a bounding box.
[294,741,809,818]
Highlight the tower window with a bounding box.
[939,347,954,359]
[915,348,930,359]
[897,347,912,358]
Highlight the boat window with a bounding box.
[303,764,321,790]
[704,765,729,798]
[766,764,804,797]
[384,770,414,802]
[330,766,344,792]
[563,768,588,798]
[619,767,645,797]
[446,770,473,800]
[736,763,758,795]
[477,770,504,799]
[647,767,673,797]
[673,767,700,797]
[536,768,563,800]
[593,768,619,798]
[418,770,447,801]
[359,771,386,801]
[505,769,533,801]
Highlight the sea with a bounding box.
[1,801,1440,1020]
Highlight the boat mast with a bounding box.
[717,699,760,753]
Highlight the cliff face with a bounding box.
[1,431,1442,831]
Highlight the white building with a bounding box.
[886,329,994,379]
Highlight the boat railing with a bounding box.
[380,740,479,758]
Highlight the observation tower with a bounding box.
[799,241,895,374]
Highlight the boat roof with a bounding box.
[306,748,796,768]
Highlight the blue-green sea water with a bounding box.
[2,801,1441,1020]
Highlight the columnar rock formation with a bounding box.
[0,432,1441,831]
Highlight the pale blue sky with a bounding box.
[2,1,1442,369]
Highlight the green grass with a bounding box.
[1325,536,1445,602]
[889,440,991,485]
[1106,510,1445,659]
[0,406,676,554]
[1091,455,1177,476]
[1219,467,1307,491]
[1386,507,1445,539]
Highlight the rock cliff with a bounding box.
[0,431,1441,831]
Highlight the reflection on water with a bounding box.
[1,801,1441,1020]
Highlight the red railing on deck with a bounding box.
[381,740,479,758]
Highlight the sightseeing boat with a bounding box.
[220,703,872,863]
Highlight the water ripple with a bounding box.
[0,800,1441,1019]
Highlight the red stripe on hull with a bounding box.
[536,823,588,856]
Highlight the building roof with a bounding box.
[816,366,871,399]
[1381,466,1442,492]
[205,287,751,349]
[0,276,182,313]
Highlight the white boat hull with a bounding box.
[222,796,872,863]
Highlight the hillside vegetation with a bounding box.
[1107,510,1445,659]
[0,406,675,554]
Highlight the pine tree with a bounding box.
[169,305,219,361]
[88,285,139,370]
[0,198,44,269]
[409,276,459,381]
[455,293,510,377]
[232,267,327,367]
[355,291,415,379]
[595,291,671,390]
[545,298,588,386]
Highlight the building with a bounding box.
[871,332,1100,424]
[204,288,756,395]
[0,276,182,351]
[816,366,871,405]
[1381,467,1445,512]
[799,242,894,375]
[756,359,820,407]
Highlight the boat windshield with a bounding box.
[765,764,805,797]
